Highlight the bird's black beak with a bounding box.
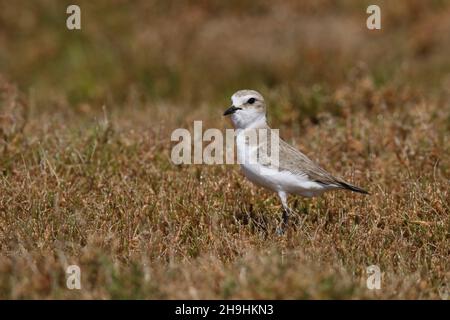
[223,105,241,116]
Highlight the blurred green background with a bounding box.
[1,0,450,109]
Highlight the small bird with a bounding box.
[223,89,369,233]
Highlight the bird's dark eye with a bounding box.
[247,98,256,104]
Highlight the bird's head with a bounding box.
[223,90,267,129]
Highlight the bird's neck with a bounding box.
[243,115,269,130]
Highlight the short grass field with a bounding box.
[0,1,449,299]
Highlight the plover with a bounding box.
[223,89,369,233]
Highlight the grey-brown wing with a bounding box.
[277,138,341,186]
[257,129,369,194]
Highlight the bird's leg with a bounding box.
[282,207,289,226]
[276,191,291,235]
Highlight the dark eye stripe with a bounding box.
[247,98,256,104]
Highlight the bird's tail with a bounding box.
[338,181,370,195]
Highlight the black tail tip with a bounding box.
[340,182,370,195]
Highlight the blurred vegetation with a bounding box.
[1,0,450,110]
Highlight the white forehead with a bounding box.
[231,90,263,106]
[231,94,255,106]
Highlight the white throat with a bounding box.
[231,112,267,129]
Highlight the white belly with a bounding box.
[240,163,330,197]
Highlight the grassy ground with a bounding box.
[0,1,449,299]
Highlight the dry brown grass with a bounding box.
[0,1,449,299]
